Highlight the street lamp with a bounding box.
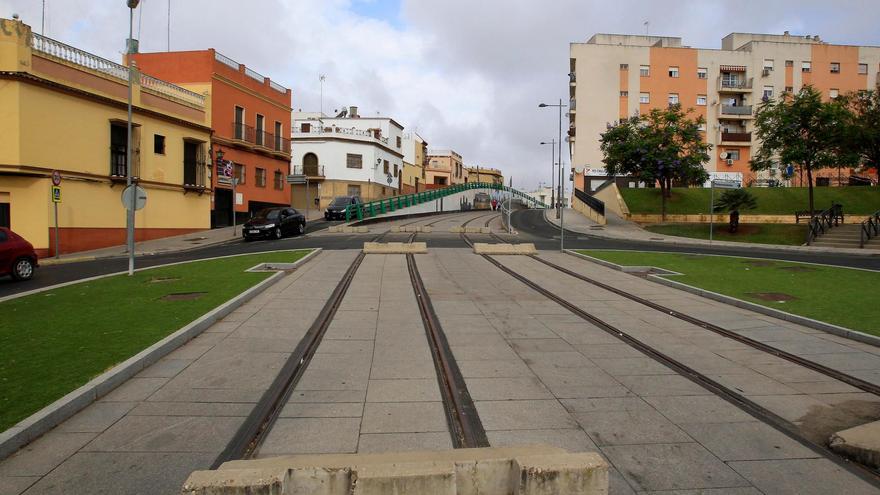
[539,140,556,213]
[539,99,568,252]
[125,0,140,276]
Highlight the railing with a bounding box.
[574,187,605,216]
[721,132,751,142]
[343,182,549,222]
[214,51,239,70]
[139,73,205,107]
[806,203,844,245]
[292,165,325,177]
[293,125,390,145]
[719,77,753,90]
[860,210,880,248]
[244,67,265,83]
[721,105,752,116]
[232,122,291,154]
[31,32,129,81]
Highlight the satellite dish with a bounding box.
[719,152,729,159]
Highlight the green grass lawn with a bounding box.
[621,187,880,215]
[643,223,808,246]
[0,250,311,432]
[577,250,880,336]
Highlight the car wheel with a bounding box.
[297,222,305,235]
[274,227,283,240]
[11,257,34,281]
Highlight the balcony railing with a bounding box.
[721,132,752,142]
[292,165,325,177]
[293,125,390,145]
[139,73,205,107]
[721,105,753,116]
[719,77,753,90]
[232,122,291,154]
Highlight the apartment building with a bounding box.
[570,32,880,189]
[466,166,504,185]
[401,133,428,194]
[426,150,465,187]
[0,18,211,256]
[291,107,404,207]
[131,50,293,227]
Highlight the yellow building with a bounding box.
[401,132,428,194]
[466,166,504,185]
[0,18,212,257]
[426,149,465,186]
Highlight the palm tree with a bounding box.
[713,189,757,233]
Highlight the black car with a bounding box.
[243,207,306,241]
[325,196,361,221]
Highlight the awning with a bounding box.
[720,65,747,72]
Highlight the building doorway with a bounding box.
[303,153,319,176]
[212,189,233,228]
[0,202,9,228]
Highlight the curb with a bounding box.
[38,237,242,266]
[0,248,322,461]
[563,249,880,348]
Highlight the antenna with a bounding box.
[319,74,326,115]
[41,0,45,35]
[644,20,649,36]
[167,0,171,51]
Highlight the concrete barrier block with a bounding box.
[422,226,433,233]
[357,227,369,233]
[181,468,287,495]
[391,226,401,233]
[479,227,491,234]
[328,226,340,233]
[363,242,428,254]
[829,420,880,469]
[353,462,455,495]
[514,453,608,495]
[473,243,537,255]
[449,226,464,233]
[289,466,352,495]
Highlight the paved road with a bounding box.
[2,209,877,299]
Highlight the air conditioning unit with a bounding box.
[719,152,729,159]
[762,68,771,77]
[726,159,734,166]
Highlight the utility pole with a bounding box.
[126,0,140,276]
[167,0,171,51]
[319,74,326,115]
[41,0,45,35]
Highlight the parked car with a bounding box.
[0,227,38,281]
[325,196,361,220]
[473,192,492,210]
[242,207,306,241]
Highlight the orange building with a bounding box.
[132,50,293,226]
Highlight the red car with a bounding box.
[0,227,39,281]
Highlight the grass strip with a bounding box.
[643,223,808,246]
[0,250,310,432]
[577,250,880,336]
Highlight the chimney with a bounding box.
[349,106,359,118]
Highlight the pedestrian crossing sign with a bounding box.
[51,186,62,203]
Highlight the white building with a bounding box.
[290,106,405,209]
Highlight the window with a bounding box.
[393,163,399,177]
[255,168,266,187]
[696,95,707,106]
[668,93,679,105]
[697,67,707,79]
[346,153,363,169]
[726,149,740,161]
[396,136,402,148]
[347,185,361,197]
[785,60,794,67]
[383,160,389,174]
[234,164,245,184]
[234,106,245,139]
[639,65,650,77]
[109,122,139,178]
[274,170,284,190]
[830,62,840,73]
[154,134,165,155]
[274,121,283,151]
[763,59,774,71]
[619,63,629,70]
[620,91,629,97]
[639,92,650,104]
[300,122,311,133]
[830,88,839,99]
[182,140,206,187]
[763,86,774,99]
[255,114,265,146]
[785,86,793,93]
[858,63,868,75]
[668,66,679,78]
[801,61,811,73]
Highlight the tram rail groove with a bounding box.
[459,232,880,486]
[211,252,367,467]
[530,255,880,397]
[406,253,489,448]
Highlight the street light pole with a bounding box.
[539,99,568,253]
[126,0,140,276]
[540,140,555,212]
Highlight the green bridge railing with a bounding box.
[344,182,548,222]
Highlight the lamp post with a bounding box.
[126,0,140,276]
[539,100,568,252]
[539,140,556,213]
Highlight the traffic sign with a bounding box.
[287,174,307,185]
[51,170,62,186]
[121,185,147,211]
[217,176,233,186]
[712,179,741,189]
[51,186,61,203]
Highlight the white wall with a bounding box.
[291,139,402,189]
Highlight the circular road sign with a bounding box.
[51,170,61,186]
[121,185,147,211]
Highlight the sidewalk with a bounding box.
[547,208,879,256]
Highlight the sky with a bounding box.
[4,0,879,191]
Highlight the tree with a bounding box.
[839,89,880,184]
[751,86,853,215]
[713,188,757,233]
[600,105,711,220]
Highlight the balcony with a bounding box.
[292,125,390,146]
[718,77,753,93]
[721,132,752,145]
[292,165,325,178]
[720,105,753,118]
[231,122,291,155]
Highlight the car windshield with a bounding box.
[255,208,281,220]
[330,197,351,207]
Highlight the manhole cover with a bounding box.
[149,277,180,283]
[747,292,798,302]
[161,292,207,301]
[779,266,816,272]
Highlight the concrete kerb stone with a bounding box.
[363,242,428,254]
[0,248,323,462]
[829,420,880,469]
[563,249,880,348]
[449,227,491,234]
[473,243,537,255]
[182,446,608,495]
[328,226,369,233]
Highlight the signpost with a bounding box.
[50,173,61,259]
[708,179,741,244]
[121,185,147,211]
